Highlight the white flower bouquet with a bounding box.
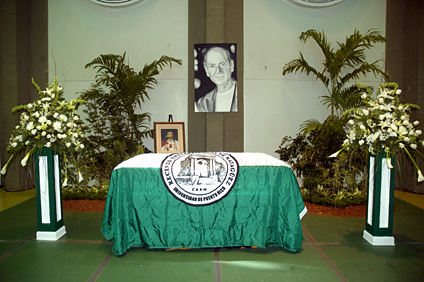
[1,77,86,184]
[331,82,424,182]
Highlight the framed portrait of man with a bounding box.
[154,122,185,153]
[194,43,237,113]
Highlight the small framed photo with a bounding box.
[154,122,185,153]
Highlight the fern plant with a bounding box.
[282,29,390,132]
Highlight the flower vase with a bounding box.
[363,151,395,245]
[34,147,66,240]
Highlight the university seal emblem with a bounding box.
[160,152,239,206]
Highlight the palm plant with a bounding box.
[71,53,182,190]
[282,29,390,133]
[82,52,182,151]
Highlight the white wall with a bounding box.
[244,0,387,158]
[48,0,387,157]
[48,0,188,151]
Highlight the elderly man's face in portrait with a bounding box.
[204,48,234,87]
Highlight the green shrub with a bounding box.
[276,115,368,207]
[62,53,182,197]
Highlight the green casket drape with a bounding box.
[101,165,306,256]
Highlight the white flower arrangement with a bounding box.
[331,82,424,182]
[1,77,86,184]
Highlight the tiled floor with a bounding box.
[0,189,423,281]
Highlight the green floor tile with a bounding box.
[60,211,105,241]
[0,198,37,240]
[302,213,365,243]
[98,248,215,282]
[321,244,424,282]
[0,241,110,282]
[0,242,19,257]
[219,246,339,282]
[393,199,424,243]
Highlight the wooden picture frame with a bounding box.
[154,122,185,153]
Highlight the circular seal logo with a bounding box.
[160,152,239,206]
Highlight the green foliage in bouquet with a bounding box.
[276,115,368,207]
[66,53,182,197]
[1,77,86,185]
[333,82,424,182]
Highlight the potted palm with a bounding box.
[282,29,390,132]
[66,53,182,195]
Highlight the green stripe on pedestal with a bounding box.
[365,151,395,239]
[34,147,64,235]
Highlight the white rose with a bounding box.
[73,116,79,121]
[399,143,405,148]
[25,141,30,145]
[54,113,59,118]
[26,122,34,130]
[66,142,71,148]
[59,114,68,122]
[53,121,62,131]
[36,125,41,130]
[27,103,33,109]
[11,142,18,147]
[34,112,40,118]
[379,115,385,120]
[416,130,422,136]
[359,140,365,145]
[396,89,402,95]
[411,143,417,149]
[46,142,51,148]
[361,93,367,99]
[362,109,369,115]
[413,121,420,126]
[404,137,410,142]
[41,131,46,136]
[31,129,37,135]
[38,116,47,123]
[79,144,84,149]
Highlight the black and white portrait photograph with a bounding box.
[194,43,237,112]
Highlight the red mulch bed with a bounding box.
[62,200,106,212]
[303,202,366,217]
[63,200,367,217]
